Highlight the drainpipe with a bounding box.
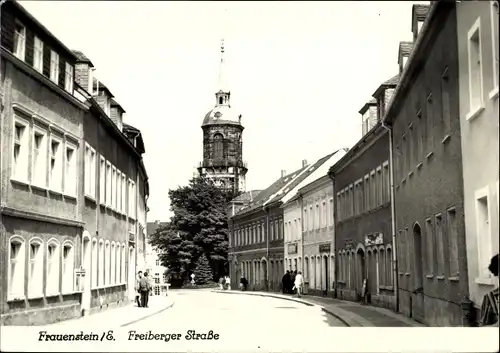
[380,120,399,312]
[328,173,338,298]
[263,206,270,291]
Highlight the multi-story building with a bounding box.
[146,221,169,296]
[456,0,499,325]
[328,71,400,309]
[296,175,335,297]
[0,1,149,325]
[384,2,469,326]
[282,185,304,276]
[198,40,247,196]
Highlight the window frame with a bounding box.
[61,241,75,294]
[33,36,44,72]
[13,20,26,61]
[8,235,26,301]
[49,134,64,193]
[12,115,30,183]
[91,238,98,289]
[28,237,44,298]
[489,1,499,100]
[474,185,494,282]
[64,62,74,93]
[32,125,48,189]
[466,17,485,120]
[50,50,60,84]
[64,141,78,197]
[99,156,106,205]
[46,239,61,296]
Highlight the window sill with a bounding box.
[7,294,26,302]
[426,151,434,160]
[10,177,30,187]
[436,275,445,280]
[426,274,434,279]
[408,171,414,178]
[474,276,496,286]
[489,86,499,101]
[63,193,77,200]
[401,178,406,184]
[448,276,459,282]
[45,291,61,298]
[441,134,451,145]
[48,189,63,196]
[405,273,410,276]
[31,183,48,192]
[85,195,97,203]
[417,162,423,170]
[398,272,404,276]
[27,293,44,300]
[466,105,485,122]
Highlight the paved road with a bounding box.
[122,289,346,351]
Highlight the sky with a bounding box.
[19,1,424,222]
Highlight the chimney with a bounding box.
[302,159,308,168]
[412,4,430,43]
[281,170,287,178]
[73,50,94,94]
[398,41,413,74]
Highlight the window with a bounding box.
[115,245,120,284]
[106,162,111,206]
[105,241,111,285]
[315,204,320,228]
[386,247,393,286]
[426,93,434,153]
[364,175,370,211]
[349,185,354,217]
[12,117,29,182]
[362,112,370,136]
[64,63,74,93]
[468,18,484,116]
[117,171,122,212]
[50,50,60,84]
[446,208,459,278]
[304,208,308,229]
[329,198,333,225]
[121,244,126,283]
[110,243,116,284]
[85,145,96,198]
[98,240,105,286]
[8,236,25,300]
[383,163,390,204]
[64,143,77,196]
[33,37,43,72]
[425,218,434,275]
[441,67,451,138]
[213,133,223,160]
[111,167,116,209]
[91,239,98,288]
[46,241,60,295]
[32,128,47,188]
[128,179,136,218]
[28,238,43,297]
[121,173,126,213]
[476,188,492,279]
[49,136,63,192]
[370,172,376,209]
[99,157,106,204]
[435,214,445,276]
[13,21,26,60]
[491,1,499,93]
[377,168,383,206]
[62,243,74,293]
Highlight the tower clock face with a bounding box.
[214,111,222,119]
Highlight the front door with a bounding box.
[324,256,329,296]
[412,224,425,323]
[81,236,92,315]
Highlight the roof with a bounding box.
[232,190,262,203]
[72,50,94,67]
[398,41,414,58]
[359,98,377,115]
[372,74,400,99]
[93,78,114,98]
[10,1,78,62]
[202,106,243,127]
[147,221,169,237]
[123,123,146,154]
[110,98,126,113]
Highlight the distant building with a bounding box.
[146,221,169,296]
[384,2,468,326]
[456,0,499,325]
[0,1,149,325]
[198,40,247,196]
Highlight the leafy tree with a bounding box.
[149,177,237,285]
[192,253,213,284]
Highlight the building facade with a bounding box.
[198,40,247,196]
[456,0,499,325]
[282,193,303,276]
[384,2,469,326]
[0,1,149,325]
[146,221,169,296]
[298,175,335,297]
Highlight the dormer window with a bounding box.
[13,21,26,61]
[64,63,74,93]
[33,37,44,72]
[50,51,60,84]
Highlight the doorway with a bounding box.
[412,223,425,323]
[81,234,91,315]
[356,248,366,298]
[323,256,329,296]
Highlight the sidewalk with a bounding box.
[45,294,175,329]
[214,290,425,327]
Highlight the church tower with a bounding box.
[198,39,247,196]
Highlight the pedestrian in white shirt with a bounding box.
[294,271,304,298]
[225,276,231,290]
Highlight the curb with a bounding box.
[120,299,175,327]
[212,290,351,327]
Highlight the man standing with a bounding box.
[294,271,304,298]
[139,272,152,308]
[135,271,143,307]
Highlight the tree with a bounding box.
[148,176,237,285]
[192,253,213,285]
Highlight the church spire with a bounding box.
[215,38,230,107]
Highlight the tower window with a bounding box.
[213,133,224,159]
[219,97,223,104]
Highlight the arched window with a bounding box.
[62,241,75,293]
[219,96,223,104]
[379,248,385,287]
[304,257,309,279]
[373,249,379,294]
[8,236,26,300]
[111,242,116,285]
[116,244,120,284]
[213,133,224,160]
[46,239,60,295]
[28,237,43,297]
[386,246,393,286]
[99,240,105,286]
[121,244,126,283]
[92,239,98,288]
[105,241,111,285]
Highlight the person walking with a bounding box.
[219,277,224,290]
[480,254,499,327]
[134,271,143,307]
[139,272,152,308]
[294,271,304,298]
[282,271,290,294]
[239,275,245,291]
[290,270,297,294]
[225,275,231,290]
